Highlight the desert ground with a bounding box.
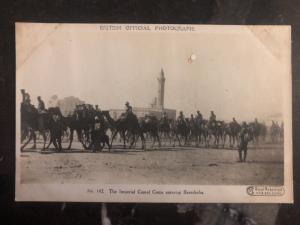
[20,138,284,185]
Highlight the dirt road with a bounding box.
[20,141,283,185]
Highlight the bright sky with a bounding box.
[16,23,291,121]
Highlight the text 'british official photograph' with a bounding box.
[15,23,293,203]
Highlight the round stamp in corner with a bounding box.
[246,186,285,196]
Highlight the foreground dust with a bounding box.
[20,142,283,185]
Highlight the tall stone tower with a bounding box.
[157,68,165,109]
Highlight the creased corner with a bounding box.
[16,23,61,71]
[246,26,291,62]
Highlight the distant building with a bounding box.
[48,96,85,116]
[110,68,176,120]
[48,95,59,108]
[58,96,85,116]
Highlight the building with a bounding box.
[49,95,85,116]
[110,68,176,120]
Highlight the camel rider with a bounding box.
[82,104,88,118]
[238,122,249,162]
[21,89,26,103]
[21,89,31,106]
[190,114,195,124]
[20,89,34,114]
[162,111,167,120]
[232,117,238,125]
[37,96,46,114]
[196,110,203,122]
[95,105,101,112]
[209,111,216,121]
[125,101,133,115]
[209,111,216,127]
[177,111,186,125]
[160,111,168,125]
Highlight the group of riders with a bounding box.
[21,90,283,162]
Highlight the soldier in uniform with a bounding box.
[232,117,238,125]
[125,102,132,113]
[159,111,169,131]
[254,118,259,125]
[90,116,110,151]
[49,113,63,151]
[238,122,249,162]
[190,114,195,124]
[95,104,101,112]
[21,89,26,104]
[123,102,133,119]
[20,90,35,119]
[20,89,31,106]
[37,96,46,113]
[209,111,216,122]
[209,111,216,127]
[177,111,186,125]
[196,110,203,121]
[161,111,168,121]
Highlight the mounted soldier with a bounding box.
[95,104,101,112]
[208,111,216,128]
[120,101,134,120]
[232,117,237,124]
[125,101,133,114]
[21,89,27,104]
[231,117,239,127]
[21,89,32,108]
[159,111,169,128]
[36,96,48,133]
[190,114,195,124]
[161,111,168,122]
[37,96,47,114]
[177,111,186,126]
[196,110,203,122]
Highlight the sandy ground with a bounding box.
[20,140,283,185]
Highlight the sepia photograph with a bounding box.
[15,23,293,202]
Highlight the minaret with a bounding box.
[157,68,165,109]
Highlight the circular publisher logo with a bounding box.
[246,186,285,196]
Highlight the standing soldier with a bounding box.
[49,113,63,151]
[238,122,250,162]
[90,116,110,151]
[91,116,102,150]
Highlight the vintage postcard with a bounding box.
[15,23,293,203]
